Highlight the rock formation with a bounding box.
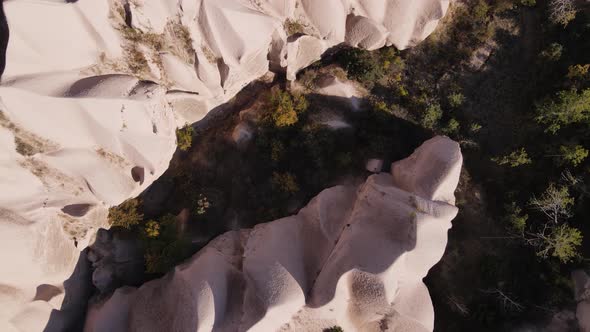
[0,0,450,330]
[573,270,590,331]
[84,136,462,332]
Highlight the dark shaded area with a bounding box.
[0,0,8,80]
[131,166,144,184]
[34,284,63,302]
[61,204,92,217]
[43,249,92,332]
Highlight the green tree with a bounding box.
[492,148,532,167]
[108,198,143,229]
[340,48,383,85]
[176,124,194,151]
[535,89,590,133]
[268,89,308,128]
[506,202,529,235]
[534,224,582,263]
[559,144,588,166]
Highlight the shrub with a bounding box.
[144,220,160,238]
[195,194,210,215]
[272,172,299,194]
[448,92,465,108]
[323,327,344,332]
[505,202,529,235]
[421,103,443,129]
[124,46,149,75]
[520,0,536,6]
[473,0,490,22]
[299,70,318,91]
[142,214,191,274]
[470,123,483,133]
[108,198,143,229]
[270,140,285,162]
[567,64,589,80]
[176,124,194,151]
[443,118,461,135]
[539,43,563,62]
[284,19,306,36]
[492,148,532,167]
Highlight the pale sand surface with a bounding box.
[0,0,450,330]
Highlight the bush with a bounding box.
[195,194,210,215]
[144,220,160,238]
[448,92,466,108]
[473,0,490,22]
[421,103,443,129]
[176,124,194,151]
[548,0,577,27]
[284,19,306,36]
[270,140,285,162]
[567,64,589,80]
[323,327,344,332]
[142,214,191,274]
[539,43,563,62]
[505,202,528,235]
[108,198,143,229]
[443,118,461,135]
[271,172,299,194]
[492,148,532,167]
[470,123,483,133]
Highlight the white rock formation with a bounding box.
[573,270,590,331]
[0,0,450,330]
[84,136,462,332]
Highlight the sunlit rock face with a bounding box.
[0,0,449,331]
[84,136,462,332]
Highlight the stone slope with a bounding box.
[84,136,462,332]
[0,0,450,330]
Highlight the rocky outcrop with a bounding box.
[0,0,450,330]
[573,270,590,331]
[84,136,462,332]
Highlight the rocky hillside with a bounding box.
[0,1,451,331]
